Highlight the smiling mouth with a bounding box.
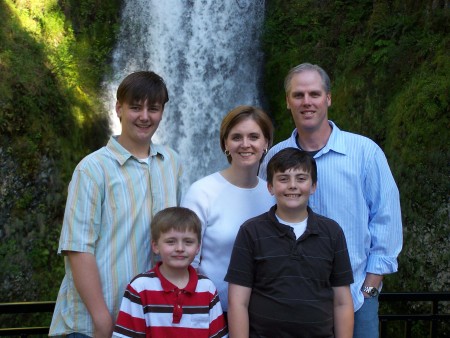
[239,152,254,156]
[285,194,300,198]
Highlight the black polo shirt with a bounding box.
[225,205,354,338]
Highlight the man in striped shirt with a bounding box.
[50,71,182,338]
[258,63,403,338]
[113,207,228,338]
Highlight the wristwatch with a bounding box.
[361,286,379,297]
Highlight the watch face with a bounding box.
[362,286,379,297]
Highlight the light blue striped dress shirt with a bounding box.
[50,136,182,336]
[259,121,403,311]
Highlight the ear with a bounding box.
[310,182,317,195]
[267,182,274,195]
[151,240,159,255]
[115,101,122,118]
[286,94,290,110]
[327,93,331,107]
[195,244,200,255]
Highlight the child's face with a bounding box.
[151,229,200,271]
[267,167,316,218]
[116,99,164,147]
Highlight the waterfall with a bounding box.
[103,0,266,189]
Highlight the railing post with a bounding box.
[379,319,387,338]
[405,319,412,338]
[431,299,438,338]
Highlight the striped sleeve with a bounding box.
[113,283,147,338]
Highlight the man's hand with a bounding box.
[93,310,114,338]
[362,273,383,298]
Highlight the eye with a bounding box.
[249,134,260,141]
[149,105,162,112]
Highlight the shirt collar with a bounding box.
[268,205,319,237]
[154,262,198,294]
[106,136,167,166]
[291,120,347,157]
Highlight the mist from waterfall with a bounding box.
[103,0,266,189]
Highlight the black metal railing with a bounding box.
[0,292,449,337]
[379,292,450,338]
[0,301,55,337]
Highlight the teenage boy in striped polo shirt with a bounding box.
[113,207,228,338]
[50,71,182,338]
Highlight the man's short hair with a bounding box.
[284,63,331,94]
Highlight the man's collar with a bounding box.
[107,136,166,165]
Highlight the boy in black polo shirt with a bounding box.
[225,147,354,338]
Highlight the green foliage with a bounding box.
[0,0,121,315]
[263,1,449,335]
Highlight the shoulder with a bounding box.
[240,211,273,233]
[75,146,109,169]
[184,172,225,196]
[196,273,219,292]
[342,130,378,147]
[127,270,160,290]
[70,147,113,184]
[333,124,382,155]
[197,273,214,284]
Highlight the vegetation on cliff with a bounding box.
[0,0,121,326]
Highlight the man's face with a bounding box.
[286,70,331,133]
[116,100,163,149]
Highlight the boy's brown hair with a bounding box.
[116,71,169,108]
[151,207,202,243]
[266,148,317,185]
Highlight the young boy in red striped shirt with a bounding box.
[113,207,228,338]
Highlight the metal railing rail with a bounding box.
[379,292,450,338]
[0,301,55,337]
[0,292,449,337]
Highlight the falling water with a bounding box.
[103,0,266,189]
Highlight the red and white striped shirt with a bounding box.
[113,262,228,338]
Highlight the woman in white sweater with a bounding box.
[181,105,275,315]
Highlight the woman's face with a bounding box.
[224,118,269,169]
